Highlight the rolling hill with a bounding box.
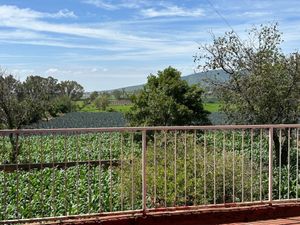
[107,69,229,93]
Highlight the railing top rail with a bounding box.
[0,124,300,135]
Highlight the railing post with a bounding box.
[268,127,273,205]
[142,130,147,215]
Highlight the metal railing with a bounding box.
[0,124,300,223]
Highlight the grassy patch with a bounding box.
[77,101,132,113]
[108,105,132,112]
[204,102,221,112]
[77,100,218,113]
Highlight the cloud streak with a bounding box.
[0,5,163,46]
[82,0,147,10]
[141,6,204,18]
[0,5,77,20]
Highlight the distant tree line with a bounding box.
[83,89,131,111]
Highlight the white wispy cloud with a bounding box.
[82,0,118,10]
[49,9,77,18]
[82,0,147,10]
[141,6,204,18]
[0,5,77,20]
[0,5,160,46]
[45,68,58,74]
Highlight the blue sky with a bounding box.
[0,0,299,91]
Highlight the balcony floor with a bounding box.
[226,216,300,224]
[22,202,300,225]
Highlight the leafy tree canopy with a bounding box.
[60,80,84,101]
[194,23,300,166]
[0,72,84,129]
[195,23,300,125]
[94,94,109,111]
[127,66,210,126]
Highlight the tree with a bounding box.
[112,89,122,100]
[127,67,210,126]
[89,91,99,102]
[94,94,109,111]
[60,80,84,101]
[0,74,29,129]
[24,75,60,121]
[0,72,85,162]
[194,23,300,165]
[0,73,34,162]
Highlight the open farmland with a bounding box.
[2,127,296,221]
[27,111,228,129]
[28,112,127,129]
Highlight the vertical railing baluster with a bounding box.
[184,130,187,206]
[86,134,91,214]
[213,131,216,205]
[297,128,299,200]
[28,136,33,219]
[296,128,299,200]
[204,130,207,204]
[131,132,134,210]
[241,130,244,203]
[164,131,167,207]
[51,134,56,216]
[268,127,273,204]
[26,134,32,218]
[75,134,80,214]
[15,134,19,219]
[250,129,253,202]
[279,129,282,200]
[193,130,197,206]
[232,131,235,203]
[174,131,177,206]
[64,135,68,215]
[109,133,113,212]
[40,133,45,217]
[2,135,7,220]
[260,129,262,201]
[153,131,157,207]
[98,133,102,212]
[223,131,226,204]
[120,132,124,211]
[142,130,147,214]
[288,128,291,199]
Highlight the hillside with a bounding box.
[107,69,228,93]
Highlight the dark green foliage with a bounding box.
[0,72,85,130]
[127,67,211,126]
[195,23,300,165]
[1,129,287,220]
[94,94,110,111]
[0,133,143,219]
[89,91,99,102]
[112,89,122,100]
[195,23,300,125]
[59,80,84,101]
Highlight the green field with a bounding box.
[203,102,221,112]
[2,129,295,220]
[76,101,132,113]
[28,112,126,128]
[1,124,299,221]
[77,101,219,113]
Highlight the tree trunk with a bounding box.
[9,133,20,163]
[273,130,288,167]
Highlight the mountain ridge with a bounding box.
[106,69,228,93]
